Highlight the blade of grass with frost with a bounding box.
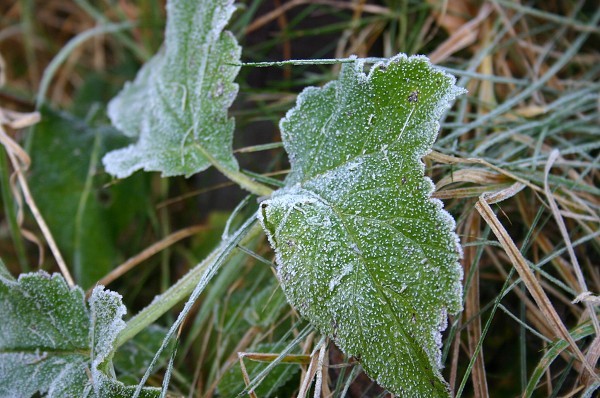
[103,0,240,178]
[259,54,465,396]
[0,261,159,397]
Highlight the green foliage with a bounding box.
[2,0,468,393]
[524,322,596,397]
[28,107,115,287]
[0,261,159,397]
[2,1,598,397]
[259,55,465,396]
[103,0,241,178]
[28,107,150,288]
[113,325,170,385]
[3,1,468,394]
[218,343,300,397]
[28,0,600,396]
[244,280,289,328]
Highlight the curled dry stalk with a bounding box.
[0,107,74,286]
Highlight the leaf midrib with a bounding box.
[293,186,445,389]
[299,190,430,337]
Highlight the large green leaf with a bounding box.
[0,262,159,397]
[259,54,465,396]
[103,0,241,178]
[28,107,150,289]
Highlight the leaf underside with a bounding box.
[259,54,465,397]
[0,263,159,397]
[103,0,240,178]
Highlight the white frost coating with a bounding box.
[329,262,354,292]
[89,285,127,370]
[88,285,161,396]
[104,0,241,178]
[260,53,466,396]
[0,270,92,397]
[0,267,159,397]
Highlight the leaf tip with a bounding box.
[102,146,140,179]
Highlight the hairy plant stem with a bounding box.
[217,164,273,197]
[193,142,273,197]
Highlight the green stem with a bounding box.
[115,218,264,348]
[216,164,273,197]
[235,57,387,67]
[194,143,273,197]
[73,129,102,281]
[36,22,135,108]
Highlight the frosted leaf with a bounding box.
[0,262,159,397]
[259,54,465,396]
[103,0,240,178]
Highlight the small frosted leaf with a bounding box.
[0,269,89,397]
[103,0,241,178]
[259,54,465,396]
[0,262,159,397]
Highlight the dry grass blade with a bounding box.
[475,196,599,383]
[429,4,493,64]
[297,351,319,398]
[0,109,74,286]
[238,352,259,398]
[238,352,311,364]
[544,149,600,388]
[91,224,207,291]
[462,210,489,398]
[297,337,326,398]
[581,335,600,388]
[428,151,588,212]
[480,182,526,205]
[544,150,600,334]
[435,168,508,190]
[313,342,327,398]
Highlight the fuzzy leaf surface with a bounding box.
[0,263,159,397]
[259,54,465,396]
[103,0,240,178]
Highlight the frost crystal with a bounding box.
[259,54,465,396]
